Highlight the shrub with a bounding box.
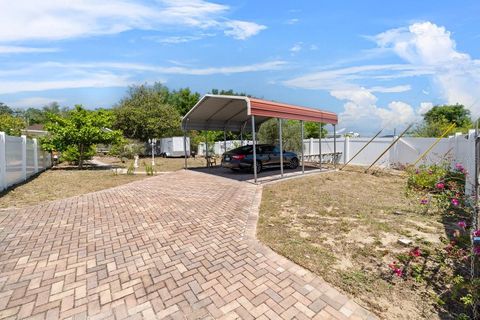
[60,145,96,165]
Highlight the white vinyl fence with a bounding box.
[0,132,52,191]
[304,130,476,194]
[200,131,476,193]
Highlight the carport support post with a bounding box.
[183,131,188,169]
[252,115,257,183]
[301,120,304,174]
[223,130,227,154]
[319,123,322,170]
[333,124,337,169]
[279,118,284,177]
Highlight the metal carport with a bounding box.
[181,94,338,183]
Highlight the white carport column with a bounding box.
[301,121,304,174]
[319,123,322,170]
[278,118,283,177]
[252,115,257,183]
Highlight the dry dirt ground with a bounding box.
[96,156,208,172]
[0,170,146,209]
[257,167,448,320]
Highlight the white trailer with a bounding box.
[159,137,190,157]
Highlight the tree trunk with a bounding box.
[79,144,84,169]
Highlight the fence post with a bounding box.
[0,132,6,190]
[33,138,39,173]
[309,137,313,158]
[390,134,399,166]
[21,135,27,181]
[454,132,462,169]
[343,136,350,164]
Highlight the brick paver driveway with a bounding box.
[0,171,375,320]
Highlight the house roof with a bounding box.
[181,95,338,132]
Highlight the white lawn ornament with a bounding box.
[134,155,139,168]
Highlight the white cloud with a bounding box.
[284,64,420,90]
[0,60,287,94]
[0,73,131,94]
[368,85,411,93]
[223,20,266,40]
[0,46,59,54]
[374,22,469,66]
[0,0,265,42]
[333,87,417,129]
[290,42,303,53]
[284,21,480,131]
[147,33,215,44]
[286,18,299,25]
[373,21,480,114]
[418,102,433,115]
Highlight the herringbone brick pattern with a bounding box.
[0,171,376,319]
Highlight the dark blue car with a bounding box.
[221,144,299,173]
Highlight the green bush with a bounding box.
[406,163,448,191]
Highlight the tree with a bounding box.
[414,104,473,137]
[113,83,183,141]
[0,114,25,136]
[210,89,249,96]
[43,105,121,169]
[168,88,200,116]
[0,103,13,115]
[304,122,328,139]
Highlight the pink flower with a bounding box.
[388,262,404,277]
[436,182,445,189]
[451,198,459,206]
[455,163,465,173]
[420,199,428,205]
[473,229,480,237]
[474,247,480,256]
[393,268,403,277]
[410,247,421,257]
[457,221,467,229]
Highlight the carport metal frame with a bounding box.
[182,95,338,183]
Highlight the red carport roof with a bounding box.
[182,95,338,132]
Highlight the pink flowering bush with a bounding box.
[396,162,479,318]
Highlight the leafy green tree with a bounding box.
[42,105,121,168]
[304,122,328,138]
[113,83,182,141]
[0,103,13,115]
[0,113,25,136]
[258,119,303,152]
[210,89,249,96]
[414,104,473,137]
[168,88,200,116]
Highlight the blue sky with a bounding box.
[1,0,479,134]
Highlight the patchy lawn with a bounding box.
[258,167,449,320]
[0,169,146,209]
[95,156,208,172]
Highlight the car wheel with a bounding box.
[289,157,299,169]
[252,161,262,174]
